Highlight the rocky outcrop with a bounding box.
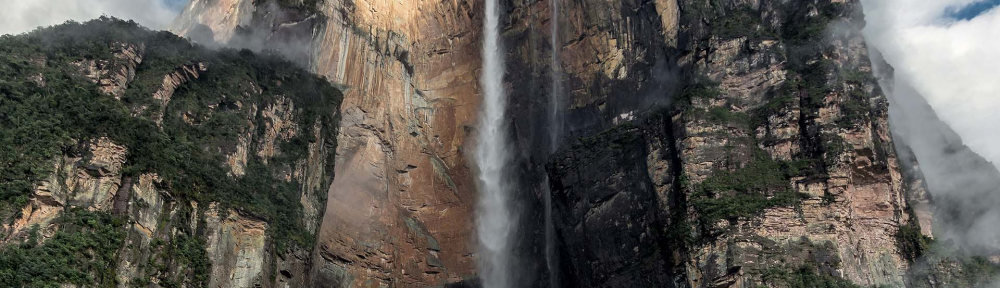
[204,203,269,288]
[3,137,128,243]
[72,42,145,99]
[149,62,208,124]
[295,121,328,234]
[897,144,935,238]
[257,96,298,161]
[114,174,166,287]
[227,102,258,177]
[71,137,129,210]
[0,19,344,287]
[172,0,255,43]
[101,42,145,98]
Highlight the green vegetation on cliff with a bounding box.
[710,8,777,40]
[675,81,807,228]
[899,227,1000,288]
[837,70,878,129]
[690,150,808,227]
[897,225,933,262]
[760,265,865,288]
[909,250,1000,288]
[0,210,126,287]
[0,17,342,285]
[684,0,777,40]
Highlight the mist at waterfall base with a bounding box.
[862,0,1000,256]
[474,0,516,287]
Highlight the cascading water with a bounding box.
[548,1,563,150]
[542,175,559,287]
[544,0,562,287]
[475,0,514,287]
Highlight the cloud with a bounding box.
[0,0,187,35]
[864,0,1000,255]
[163,0,190,10]
[863,0,1000,171]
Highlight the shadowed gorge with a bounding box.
[1,0,999,287]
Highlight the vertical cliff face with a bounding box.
[173,0,689,285]
[308,2,483,286]
[499,1,684,285]
[0,0,982,287]
[543,0,916,287]
[78,0,992,287]
[682,1,911,286]
[174,0,486,286]
[547,118,677,287]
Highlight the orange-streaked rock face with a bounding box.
[309,1,482,286]
[170,0,946,287]
[172,0,256,43]
[3,137,128,244]
[176,0,484,286]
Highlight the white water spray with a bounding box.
[544,0,562,287]
[475,0,514,287]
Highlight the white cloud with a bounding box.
[0,0,182,35]
[863,0,1000,168]
[864,0,1000,253]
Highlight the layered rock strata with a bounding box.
[6,0,988,287]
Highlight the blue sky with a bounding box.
[946,0,1000,20]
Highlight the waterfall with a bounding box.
[542,177,559,288]
[548,1,563,151]
[544,0,562,287]
[476,0,514,287]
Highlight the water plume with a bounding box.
[544,0,563,287]
[475,0,515,287]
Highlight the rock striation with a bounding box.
[169,0,945,287]
[176,1,485,286]
[4,0,997,287]
[0,18,342,288]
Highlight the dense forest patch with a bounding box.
[0,17,342,286]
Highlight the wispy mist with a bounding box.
[862,0,1000,169]
[0,0,185,35]
[863,0,1000,255]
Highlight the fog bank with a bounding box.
[863,0,1000,255]
[862,0,1000,168]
